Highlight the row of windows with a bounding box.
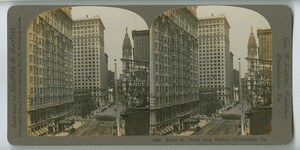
[199,85,225,88]
[199,77,224,81]
[29,87,72,95]
[199,60,224,63]
[199,66,224,69]
[199,36,225,41]
[75,83,99,86]
[73,34,101,38]
[74,61,99,64]
[73,21,100,26]
[74,64,99,68]
[74,69,99,72]
[29,76,72,84]
[198,27,224,32]
[198,20,225,25]
[73,29,99,34]
[74,54,99,57]
[74,57,99,61]
[199,70,225,74]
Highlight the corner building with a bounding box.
[197,14,234,108]
[150,7,199,135]
[73,15,108,109]
[27,8,74,136]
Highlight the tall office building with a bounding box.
[73,15,108,109]
[27,8,74,136]
[257,29,272,61]
[197,14,234,108]
[150,7,199,135]
[132,30,150,64]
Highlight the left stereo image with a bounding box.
[26,6,150,136]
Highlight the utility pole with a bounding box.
[239,58,245,135]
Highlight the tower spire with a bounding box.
[247,26,257,59]
[122,27,132,60]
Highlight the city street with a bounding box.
[69,103,124,136]
[98,102,123,117]
[69,120,116,136]
[193,103,243,136]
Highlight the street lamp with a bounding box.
[239,58,245,135]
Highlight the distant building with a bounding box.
[197,14,234,108]
[257,29,272,61]
[233,69,240,101]
[132,30,150,64]
[27,8,74,136]
[108,71,115,88]
[107,71,116,103]
[73,15,109,109]
[73,89,93,117]
[150,7,199,135]
[198,88,220,116]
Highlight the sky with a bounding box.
[71,6,270,78]
[197,6,271,77]
[72,6,149,77]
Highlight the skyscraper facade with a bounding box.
[197,14,233,107]
[132,30,150,64]
[27,8,74,136]
[72,15,108,109]
[150,7,199,135]
[257,29,272,61]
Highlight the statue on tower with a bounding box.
[122,27,133,60]
[247,25,258,59]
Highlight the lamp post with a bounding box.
[239,58,245,135]
[114,59,119,103]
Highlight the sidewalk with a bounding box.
[178,120,210,136]
[54,121,85,136]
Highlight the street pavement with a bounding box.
[69,120,116,136]
[193,118,240,136]
[193,104,243,136]
[69,103,123,136]
[100,103,123,117]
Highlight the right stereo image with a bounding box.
[149,6,272,136]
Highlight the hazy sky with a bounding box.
[197,6,271,77]
[72,6,149,77]
[71,6,270,78]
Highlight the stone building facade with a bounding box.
[150,7,199,135]
[72,15,108,109]
[27,8,74,136]
[257,29,272,61]
[197,14,234,108]
[132,30,150,64]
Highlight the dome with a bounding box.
[122,27,132,50]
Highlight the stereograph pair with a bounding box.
[7,5,293,145]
